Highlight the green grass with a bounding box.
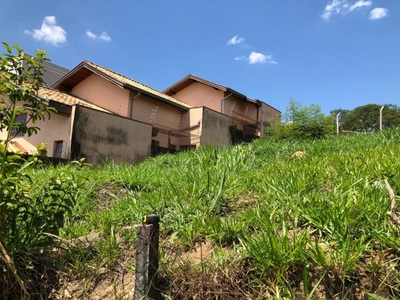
[29,128,400,299]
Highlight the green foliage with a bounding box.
[53,128,400,299]
[0,43,79,297]
[332,104,400,131]
[0,42,55,140]
[267,98,335,140]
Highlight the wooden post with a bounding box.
[134,214,161,300]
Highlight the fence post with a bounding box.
[134,214,161,300]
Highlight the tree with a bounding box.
[0,43,78,297]
[266,98,335,140]
[338,104,400,131]
[0,42,54,146]
[330,108,350,129]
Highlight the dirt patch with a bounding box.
[56,270,135,299]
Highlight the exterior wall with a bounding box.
[72,74,130,115]
[22,59,69,86]
[179,107,203,148]
[172,82,224,112]
[130,92,183,128]
[129,91,187,149]
[259,103,281,136]
[0,99,72,158]
[42,61,69,86]
[223,95,257,120]
[15,112,72,158]
[71,106,151,164]
[0,95,72,157]
[200,107,232,147]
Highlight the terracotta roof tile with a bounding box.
[38,87,111,113]
[85,61,192,109]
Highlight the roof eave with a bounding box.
[227,87,247,101]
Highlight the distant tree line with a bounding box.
[266,100,400,141]
[330,104,400,132]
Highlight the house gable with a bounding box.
[71,73,130,115]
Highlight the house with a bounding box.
[3,60,280,164]
[22,57,69,86]
[51,61,198,156]
[51,62,280,151]
[0,87,153,163]
[163,74,280,143]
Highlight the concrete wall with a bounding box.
[72,74,130,116]
[130,92,184,128]
[71,106,152,164]
[200,107,232,147]
[259,103,281,136]
[129,91,188,149]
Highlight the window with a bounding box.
[11,113,27,137]
[54,141,63,158]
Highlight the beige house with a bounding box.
[3,61,280,163]
[0,87,153,164]
[163,74,280,143]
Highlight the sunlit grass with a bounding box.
[29,127,400,298]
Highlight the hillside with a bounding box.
[28,129,400,298]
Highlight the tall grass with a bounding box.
[27,128,400,299]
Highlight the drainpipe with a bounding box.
[220,92,233,114]
[129,91,141,119]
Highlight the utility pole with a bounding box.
[380,106,385,130]
[336,112,341,135]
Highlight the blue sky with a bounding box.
[1,0,399,114]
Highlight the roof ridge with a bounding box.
[85,61,192,108]
[85,61,160,91]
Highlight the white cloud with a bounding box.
[24,16,66,46]
[86,31,97,39]
[227,36,244,46]
[86,30,112,42]
[234,56,245,61]
[248,52,277,65]
[369,7,388,19]
[321,0,372,20]
[321,0,345,20]
[349,0,372,12]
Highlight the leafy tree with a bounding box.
[0,43,79,297]
[339,104,400,131]
[330,108,350,128]
[266,98,335,140]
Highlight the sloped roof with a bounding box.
[52,61,192,110]
[163,74,227,95]
[163,75,285,113]
[1,140,28,153]
[38,87,111,113]
[163,74,250,100]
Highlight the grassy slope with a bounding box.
[35,128,400,299]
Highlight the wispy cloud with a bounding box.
[248,52,277,65]
[227,35,244,46]
[349,0,372,12]
[86,30,111,42]
[24,16,66,46]
[369,7,388,19]
[321,0,372,20]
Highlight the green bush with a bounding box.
[0,43,79,297]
